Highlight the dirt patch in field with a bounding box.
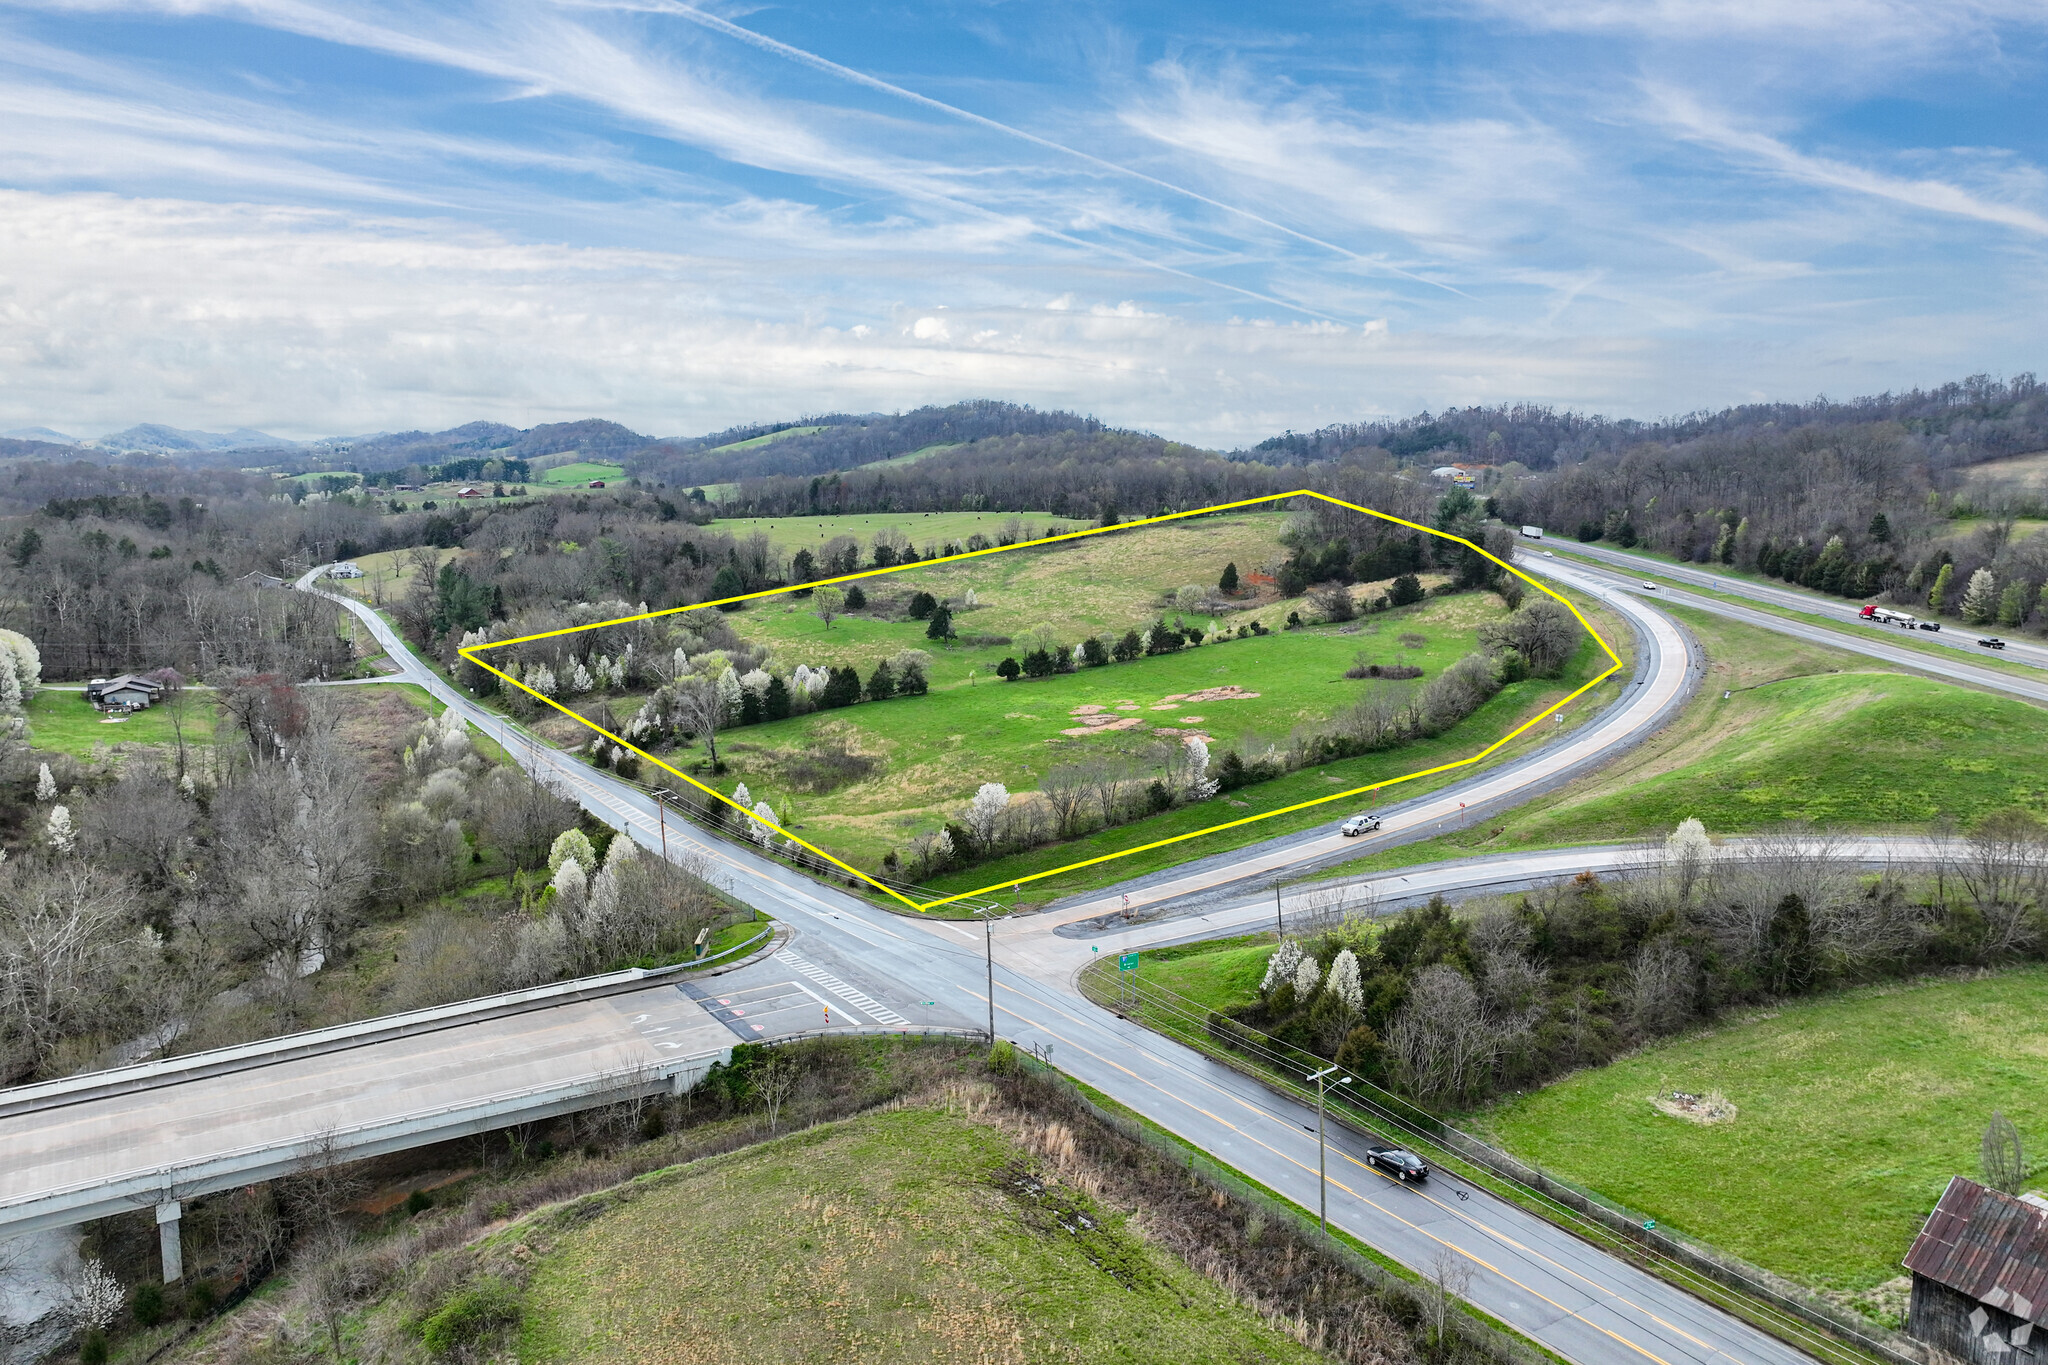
[1653,1090,1737,1124]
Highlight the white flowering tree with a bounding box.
[1293,953,1321,999]
[547,827,597,878]
[1182,736,1218,800]
[966,782,1009,850]
[1329,948,1364,1011]
[716,667,744,724]
[1665,817,1714,902]
[65,1258,122,1332]
[748,800,779,846]
[34,762,56,802]
[1261,940,1303,994]
[45,803,74,854]
[0,628,40,715]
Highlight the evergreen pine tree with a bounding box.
[1928,561,1954,613]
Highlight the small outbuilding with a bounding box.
[327,561,363,579]
[1905,1176,2048,1365]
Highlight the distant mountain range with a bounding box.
[92,423,299,453]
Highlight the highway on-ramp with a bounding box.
[0,565,1863,1365]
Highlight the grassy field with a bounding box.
[706,423,828,453]
[26,687,213,756]
[1479,967,2048,1292]
[518,1104,1325,1364]
[706,508,1095,559]
[538,461,627,486]
[713,580,1564,873]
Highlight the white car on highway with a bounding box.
[1340,814,1382,837]
[1641,581,1658,590]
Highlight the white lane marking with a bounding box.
[778,976,869,1024]
[773,950,908,1025]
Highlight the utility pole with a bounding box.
[982,905,997,1042]
[651,788,674,861]
[1309,1066,1352,1238]
[1275,883,1284,941]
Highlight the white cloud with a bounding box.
[910,316,951,341]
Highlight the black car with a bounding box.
[1918,621,1942,631]
[1365,1146,1429,1181]
[1979,637,2008,651]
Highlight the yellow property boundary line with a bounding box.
[459,491,1621,911]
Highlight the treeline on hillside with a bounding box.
[315,418,653,475]
[632,400,1102,485]
[1252,373,2046,476]
[0,464,520,679]
[1217,816,2048,1110]
[1498,422,2048,629]
[0,682,732,1088]
[709,430,1305,521]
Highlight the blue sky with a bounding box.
[0,0,2044,447]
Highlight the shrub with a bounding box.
[907,590,936,619]
[420,1277,522,1354]
[131,1282,165,1327]
[405,1189,434,1216]
[614,750,642,780]
[183,1281,217,1320]
[80,1331,107,1365]
[1389,574,1425,606]
[844,584,867,611]
[1081,636,1108,666]
[996,657,1021,681]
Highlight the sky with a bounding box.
[0,1,2044,449]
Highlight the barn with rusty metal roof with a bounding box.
[1904,1176,2048,1364]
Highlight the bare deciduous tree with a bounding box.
[1039,765,1091,838]
[1629,935,1696,1037]
[668,674,725,768]
[1983,1110,2027,1194]
[1387,966,1501,1107]
[476,765,579,874]
[757,1052,801,1133]
[1953,810,2048,955]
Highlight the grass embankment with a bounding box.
[519,1104,1327,1364]
[1306,605,2048,884]
[1479,967,2048,1293]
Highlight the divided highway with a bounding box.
[1551,540,2048,698]
[0,564,1888,1365]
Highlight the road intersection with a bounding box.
[0,557,1974,1365]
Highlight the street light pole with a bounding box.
[1275,883,1284,941]
[1309,1066,1353,1239]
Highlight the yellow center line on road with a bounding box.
[959,982,1690,1365]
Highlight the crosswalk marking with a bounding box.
[773,950,908,1026]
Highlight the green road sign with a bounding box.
[1118,952,1140,971]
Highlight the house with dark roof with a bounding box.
[1905,1176,2048,1364]
[84,674,166,712]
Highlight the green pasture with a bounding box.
[537,461,626,486]
[705,423,828,454]
[857,441,962,469]
[25,688,212,756]
[705,508,1095,559]
[713,587,1517,868]
[916,635,1612,901]
[718,512,1292,660]
[518,1104,1324,1365]
[1481,967,2048,1291]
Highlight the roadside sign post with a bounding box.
[1117,951,1139,1010]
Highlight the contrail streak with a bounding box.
[611,0,1463,301]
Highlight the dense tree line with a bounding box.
[633,400,1103,485]
[1216,815,2048,1109]
[1250,373,2046,476]
[0,683,732,1087]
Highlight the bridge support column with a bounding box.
[156,1202,183,1283]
